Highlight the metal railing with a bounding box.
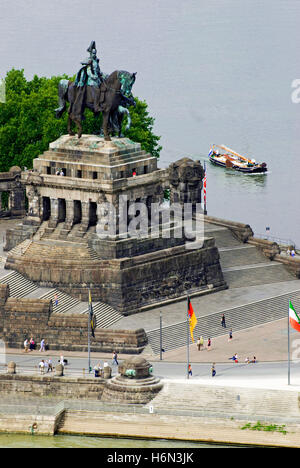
[254,233,299,250]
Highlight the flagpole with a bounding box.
[159,311,163,361]
[187,296,190,380]
[88,288,91,373]
[288,302,291,385]
[203,162,207,215]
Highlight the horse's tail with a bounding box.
[55,79,69,119]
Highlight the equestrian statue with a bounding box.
[55,41,136,140]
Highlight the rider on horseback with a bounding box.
[75,41,104,113]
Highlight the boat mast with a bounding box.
[218,145,254,164]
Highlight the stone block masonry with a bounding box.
[0,289,147,353]
[4,135,227,314]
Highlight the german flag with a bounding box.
[188,297,198,343]
[89,289,96,338]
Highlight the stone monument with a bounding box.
[4,134,226,314]
[4,41,226,316]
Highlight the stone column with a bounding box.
[25,185,41,226]
[63,200,75,231]
[59,200,75,238]
[9,188,26,216]
[76,201,89,237]
[48,198,59,228]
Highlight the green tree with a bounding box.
[0,69,161,172]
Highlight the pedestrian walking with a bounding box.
[39,360,45,374]
[188,364,192,377]
[197,336,204,351]
[221,314,226,328]
[23,339,29,353]
[29,337,35,351]
[47,359,53,372]
[59,355,65,366]
[54,293,58,307]
[211,363,216,377]
[39,339,46,352]
[112,351,118,366]
[207,337,211,351]
[228,329,233,341]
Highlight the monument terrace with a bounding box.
[3,134,226,315]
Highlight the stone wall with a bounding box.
[6,238,226,315]
[0,374,105,399]
[0,292,147,353]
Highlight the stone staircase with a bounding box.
[147,381,300,421]
[147,288,300,354]
[0,268,122,329]
[39,289,82,315]
[21,239,97,262]
[84,301,122,328]
[7,239,32,258]
[145,223,299,354]
[32,221,48,241]
[0,270,39,297]
[108,149,152,167]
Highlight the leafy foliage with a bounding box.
[0,69,161,172]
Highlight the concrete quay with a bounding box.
[1,313,300,447]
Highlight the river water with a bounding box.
[0,434,236,449]
[0,0,299,244]
[0,0,298,448]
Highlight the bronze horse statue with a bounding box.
[55,70,136,140]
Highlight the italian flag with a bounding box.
[289,301,300,332]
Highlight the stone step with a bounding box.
[149,382,300,419]
[32,221,48,241]
[22,240,98,262]
[39,289,81,314]
[219,245,267,268]
[0,270,39,297]
[204,227,242,248]
[7,239,32,257]
[80,301,122,328]
[223,263,294,289]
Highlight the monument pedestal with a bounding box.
[5,135,226,314]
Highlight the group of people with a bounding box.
[55,169,65,176]
[93,351,118,377]
[287,248,296,257]
[24,337,46,353]
[196,324,233,353]
[38,358,53,374]
[93,360,109,377]
[228,353,256,364]
[193,314,258,378]
[39,355,66,374]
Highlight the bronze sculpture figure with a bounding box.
[55,41,136,140]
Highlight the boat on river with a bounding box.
[208,144,267,174]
